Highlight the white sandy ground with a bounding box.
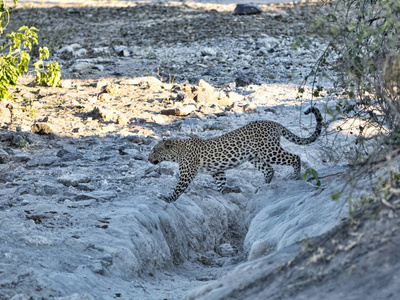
[0,0,380,299]
[1,79,375,299]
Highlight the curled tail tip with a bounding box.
[304,106,319,115]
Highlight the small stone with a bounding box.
[175,92,185,102]
[233,4,262,15]
[58,174,91,187]
[195,80,219,105]
[217,243,235,257]
[69,61,93,73]
[40,116,54,123]
[60,80,73,88]
[74,48,87,57]
[104,84,120,96]
[113,45,128,53]
[116,115,128,125]
[0,104,11,125]
[244,103,257,113]
[151,114,167,124]
[31,123,53,135]
[227,92,245,102]
[93,64,104,72]
[23,235,53,246]
[97,93,112,102]
[201,48,217,56]
[90,107,115,122]
[118,49,130,57]
[96,80,111,89]
[161,105,196,116]
[89,261,105,275]
[93,47,110,55]
[56,45,74,55]
[120,76,162,86]
[198,79,215,92]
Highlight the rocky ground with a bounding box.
[0,1,399,299]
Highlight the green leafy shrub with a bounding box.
[34,47,61,87]
[306,0,400,138]
[0,0,60,100]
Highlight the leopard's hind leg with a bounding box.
[271,148,301,180]
[249,157,275,183]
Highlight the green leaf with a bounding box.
[302,168,321,189]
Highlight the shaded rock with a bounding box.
[26,156,57,167]
[0,148,10,164]
[119,147,139,156]
[161,105,196,116]
[235,72,253,87]
[31,123,53,135]
[14,154,31,163]
[126,135,151,145]
[10,134,28,148]
[233,4,262,15]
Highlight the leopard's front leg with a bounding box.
[160,160,197,203]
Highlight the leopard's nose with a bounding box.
[148,156,159,164]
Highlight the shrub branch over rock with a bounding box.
[309,0,400,138]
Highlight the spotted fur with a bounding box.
[148,107,322,202]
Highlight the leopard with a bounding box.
[148,106,322,203]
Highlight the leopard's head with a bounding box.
[148,139,182,164]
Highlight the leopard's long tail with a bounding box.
[280,107,322,145]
